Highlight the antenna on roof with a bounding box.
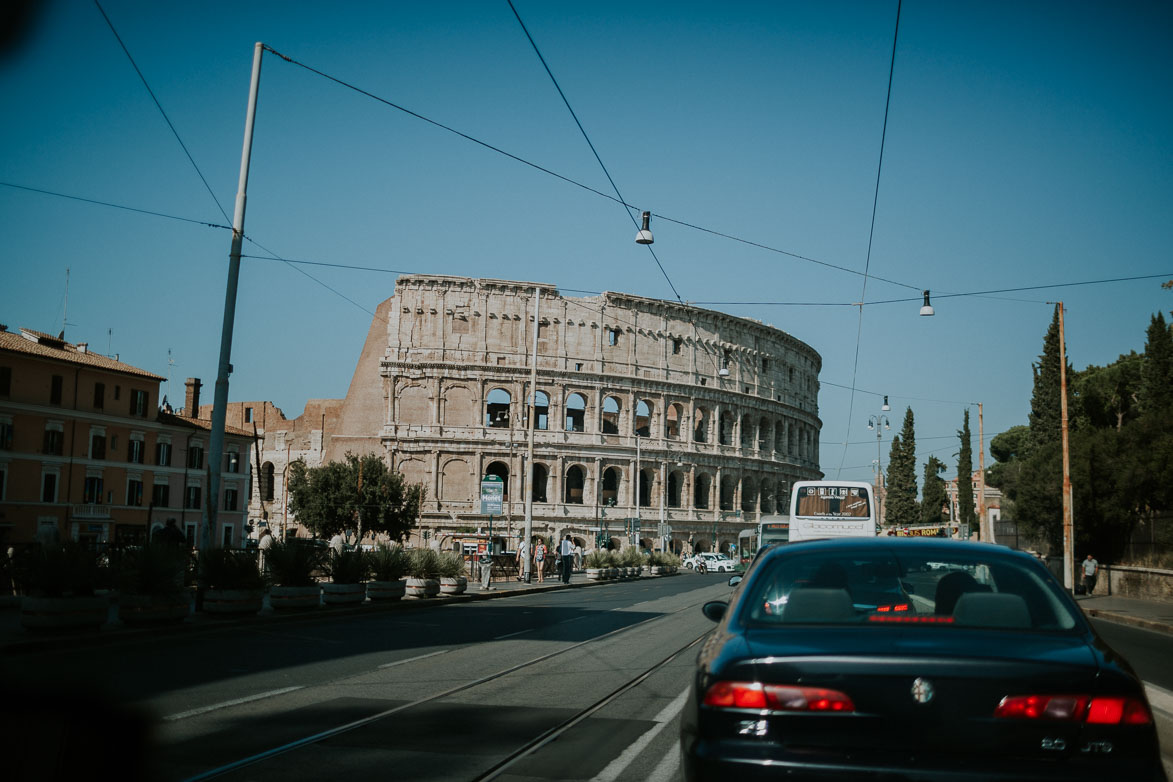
[61,267,70,340]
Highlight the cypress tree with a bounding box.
[1140,312,1173,416]
[921,456,948,525]
[885,407,919,526]
[1028,306,1065,453]
[957,410,976,530]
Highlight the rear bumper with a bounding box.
[682,739,1167,782]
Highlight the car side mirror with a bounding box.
[702,601,728,622]
[728,575,743,588]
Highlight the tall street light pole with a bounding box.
[522,287,540,582]
[868,403,890,527]
[203,42,263,603]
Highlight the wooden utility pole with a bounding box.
[1058,303,1075,592]
[977,403,987,541]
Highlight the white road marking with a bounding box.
[377,649,449,669]
[494,628,532,640]
[1146,682,1173,716]
[646,743,681,782]
[590,689,689,782]
[163,686,303,722]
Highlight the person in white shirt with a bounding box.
[559,534,574,584]
[515,539,529,582]
[1082,554,1099,595]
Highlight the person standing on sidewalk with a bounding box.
[560,534,574,584]
[1083,554,1099,595]
[533,538,547,583]
[515,538,529,582]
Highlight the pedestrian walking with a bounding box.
[534,538,547,583]
[329,532,344,556]
[1082,554,1099,595]
[573,541,583,571]
[515,538,529,581]
[257,528,273,573]
[560,534,574,584]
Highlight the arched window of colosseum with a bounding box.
[565,393,586,432]
[531,463,548,503]
[665,404,682,440]
[719,411,734,446]
[262,462,275,502]
[398,383,431,425]
[761,481,775,514]
[759,417,770,450]
[607,327,620,347]
[564,465,585,504]
[396,458,427,491]
[486,388,512,428]
[693,407,709,443]
[634,400,652,437]
[740,476,758,514]
[443,385,477,428]
[775,421,785,453]
[789,424,797,455]
[694,473,712,509]
[720,474,737,510]
[602,396,621,434]
[601,466,621,505]
[638,467,654,507]
[529,390,549,430]
[779,480,790,511]
[485,461,509,501]
[740,414,754,450]
[441,458,473,503]
[667,471,683,507]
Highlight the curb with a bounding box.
[1083,607,1173,636]
[0,573,674,656]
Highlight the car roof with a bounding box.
[760,537,1034,564]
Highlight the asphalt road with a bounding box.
[3,575,1171,781]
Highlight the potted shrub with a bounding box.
[14,543,109,631]
[603,550,619,580]
[437,552,468,595]
[323,548,368,605]
[405,548,441,598]
[199,547,265,616]
[114,544,192,624]
[266,541,323,611]
[646,551,663,577]
[584,550,608,581]
[368,544,409,601]
[621,547,643,579]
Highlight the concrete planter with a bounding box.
[322,582,365,606]
[203,588,264,616]
[118,592,191,625]
[367,579,407,601]
[439,576,467,595]
[21,594,110,631]
[586,568,603,581]
[269,585,321,611]
[406,577,440,599]
[641,565,653,577]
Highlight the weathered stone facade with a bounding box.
[328,275,823,554]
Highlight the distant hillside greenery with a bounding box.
[987,305,1173,564]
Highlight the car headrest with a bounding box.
[782,588,856,623]
[952,592,1031,629]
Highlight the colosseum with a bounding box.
[224,274,824,556]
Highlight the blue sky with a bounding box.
[2,0,1171,488]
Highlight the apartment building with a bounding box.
[0,326,252,547]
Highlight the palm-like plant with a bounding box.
[200,548,266,591]
[436,552,467,579]
[266,541,324,587]
[369,544,408,581]
[406,548,441,579]
[327,548,369,584]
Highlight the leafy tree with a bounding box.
[921,456,948,525]
[287,452,425,541]
[957,410,976,531]
[986,425,1028,502]
[885,407,919,526]
[1072,354,1142,431]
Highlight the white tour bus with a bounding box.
[787,481,878,542]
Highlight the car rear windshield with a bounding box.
[743,550,1080,632]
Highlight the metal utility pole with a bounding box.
[522,287,540,581]
[204,43,264,596]
[1058,303,1075,592]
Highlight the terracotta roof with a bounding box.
[158,411,254,438]
[0,327,165,381]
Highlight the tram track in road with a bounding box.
[179,585,722,781]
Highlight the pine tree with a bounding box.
[920,456,948,525]
[885,407,919,526]
[1028,306,1065,453]
[957,410,976,530]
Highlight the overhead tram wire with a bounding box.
[836,0,902,479]
[0,182,231,230]
[93,0,232,228]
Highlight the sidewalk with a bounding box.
[1077,593,1173,635]
[0,570,618,656]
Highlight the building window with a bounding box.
[0,420,12,450]
[94,382,105,410]
[226,451,240,473]
[672,338,682,355]
[185,485,201,510]
[187,444,204,470]
[607,328,620,347]
[114,385,121,401]
[156,441,171,467]
[224,488,238,511]
[0,366,10,396]
[84,476,104,504]
[90,433,106,460]
[152,483,170,508]
[50,374,62,404]
[43,429,64,456]
[263,462,275,501]
[0,463,6,500]
[130,389,148,417]
[41,472,58,503]
[245,407,253,423]
[221,525,234,548]
[127,479,143,507]
[128,438,145,464]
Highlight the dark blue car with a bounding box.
[682,537,1166,781]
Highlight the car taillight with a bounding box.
[703,681,855,713]
[994,694,1152,725]
[875,603,910,612]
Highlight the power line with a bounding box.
[0,181,231,229]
